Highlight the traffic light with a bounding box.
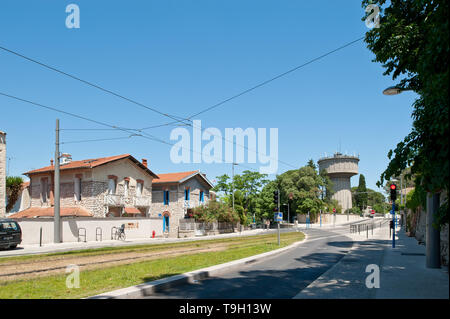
[273,190,279,207]
[390,183,397,202]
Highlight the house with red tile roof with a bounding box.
[151,170,214,237]
[10,154,158,218]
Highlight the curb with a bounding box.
[88,231,308,299]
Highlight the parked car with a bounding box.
[0,219,22,250]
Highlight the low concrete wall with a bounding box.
[15,217,164,245]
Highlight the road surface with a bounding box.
[144,224,358,299]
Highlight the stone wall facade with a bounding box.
[0,131,5,217]
[27,158,154,218]
[408,192,449,266]
[152,175,211,238]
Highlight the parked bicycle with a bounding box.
[115,224,126,241]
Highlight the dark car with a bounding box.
[0,219,22,250]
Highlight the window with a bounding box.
[200,190,204,202]
[108,178,116,194]
[164,190,170,205]
[136,182,143,197]
[124,180,129,197]
[0,221,19,231]
[184,188,190,201]
[41,178,48,203]
[74,177,81,201]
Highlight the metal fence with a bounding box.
[179,219,239,235]
[350,219,389,238]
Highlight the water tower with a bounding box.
[318,152,359,212]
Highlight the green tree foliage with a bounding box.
[212,174,231,195]
[362,0,449,225]
[191,199,240,223]
[6,176,24,212]
[354,174,368,210]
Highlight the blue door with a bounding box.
[163,216,170,232]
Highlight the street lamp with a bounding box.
[382,86,403,95]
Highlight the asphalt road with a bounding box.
[144,225,356,299]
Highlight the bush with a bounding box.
[192,200,240,223]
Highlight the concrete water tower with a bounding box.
[318,152,359,212]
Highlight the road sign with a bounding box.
[274,212,283,222]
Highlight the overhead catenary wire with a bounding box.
[0,45,191,127]
[0,91,258,172]
[1,36,364,170]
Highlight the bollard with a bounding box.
[39,227,42,247]
[367,225,368,238]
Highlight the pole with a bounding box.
[54,119,61,243]
[231,163,235,214]
[277,222,280,246]
[426,193,441,268]
[277,189,280,245]
[392,200,395,248]
[287,201,290,224]
[320,210,322,227]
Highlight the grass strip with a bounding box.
[0,232,294,264]
[0,232,304,299]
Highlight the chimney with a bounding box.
[60,153,72,165]
[142,159,148,167]
[50,159,54,166]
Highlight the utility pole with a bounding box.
[426,193,441,268]
[231,163,237,214]
[54,119,61,243]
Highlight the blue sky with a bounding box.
[0,0,416,192]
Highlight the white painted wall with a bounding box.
[15,217,164,245]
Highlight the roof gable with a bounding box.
[153,170,213,188]
[24,154,159,179]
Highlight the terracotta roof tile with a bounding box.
[124,207,141,215]
[9,207,93,218]
[23,154,158,178]
[152,171,199,184]
[24,154,131,175]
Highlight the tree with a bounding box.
[362,0,449,226]
[354,174,368,211]
[212,174,231,196]
[6,176,24,212]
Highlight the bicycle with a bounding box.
[115,224,126,241]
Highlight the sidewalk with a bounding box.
[294,222,449,299]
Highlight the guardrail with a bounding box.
[78,228,87,242]
[96,227,102,241]
[350,219,388,238]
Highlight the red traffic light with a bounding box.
[390,184,397,190]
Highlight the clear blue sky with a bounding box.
[0,0,416,192]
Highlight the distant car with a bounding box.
[0,219,22,250]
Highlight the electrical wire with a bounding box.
[0,45,191,127]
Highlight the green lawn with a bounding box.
[0,231,304,299]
